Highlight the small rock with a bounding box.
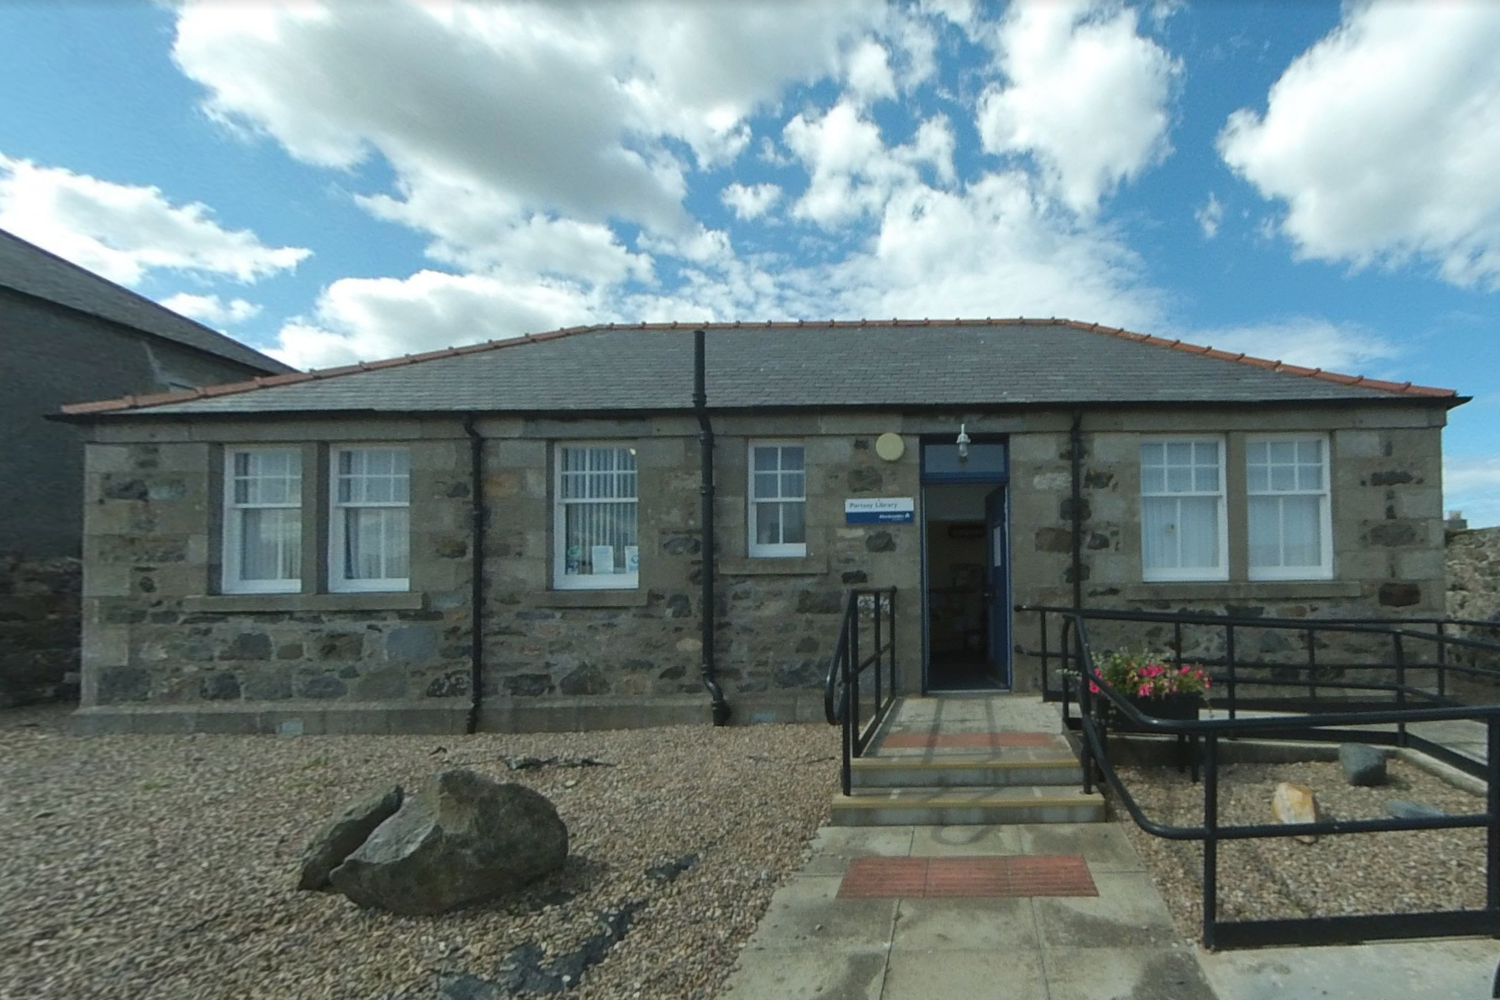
[297,783,403,890]
[330,768,568,915]
[1386,799,1447,820]
[1339,744,1387,787]
[1271,782,1320,844]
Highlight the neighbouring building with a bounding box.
[57,319,1463,734]
[0,228,294,707]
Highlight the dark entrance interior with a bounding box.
[921,456,1011,692]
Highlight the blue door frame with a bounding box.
[919,438,1011,692]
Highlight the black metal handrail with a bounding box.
[823,588,898,796]
[1023,605,1500,724]
[1022,605,1500,950]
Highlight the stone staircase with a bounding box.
[828,695,1106,827]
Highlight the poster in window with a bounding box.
[566,544,581,576]
[591,545,615,574]
[624,545,639,573]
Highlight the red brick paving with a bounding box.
[878,731,1061,749]
[836,855,1097,899]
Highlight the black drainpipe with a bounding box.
[694,329,731,726]
[1069,411,1084,611]
[463,414,487,735]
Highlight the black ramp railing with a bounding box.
[1019,604,1500,950]
[824,588,898,796]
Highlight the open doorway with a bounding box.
[923,479,1011,691]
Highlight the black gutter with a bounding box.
[1070,411,1084,611]
[54,392,1467,428]
[463,414,487,734]
[694,329,731,726]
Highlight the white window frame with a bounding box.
[1246,434,1334,581]
[747,440,808,558]
[553,443,640,590]
[1139,436,1229,583]
[222,447,303,595]
[328,446,411,593]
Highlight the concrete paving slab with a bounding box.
[882,948,1047,999]
[741,875,898,951]
[908,823,1024,856]
[1196,937,1500,1000]
[890,896,1040,951]
[1042,944,1216,1000]
[1011,823,1146,873]
[810,825,918,856]
[1033,872,1181,950]
[716,947,888,1000]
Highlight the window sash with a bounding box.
[749,442,807,557]
[1247,436,1332,580]
[1140,438,1227,582]
[223,448,302,594]
[555,445,639,588]
[330,447,410,591]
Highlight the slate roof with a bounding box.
[1,228,294,375]
[60,319,1459,418]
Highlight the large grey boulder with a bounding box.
[1339,744,1388,787]
[329,768,568,915]
[298,783,404,890]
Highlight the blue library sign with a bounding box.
[845,497,915,524]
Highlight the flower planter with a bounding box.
[1094,691,1202,730]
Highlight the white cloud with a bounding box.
[976,0,1179,214]
[721,182,783,221]
[0,154,308,286]
[1219,0,1500,288]
[269,270,602,370]
[784,102,956,228]
[846,38,897,103]
[830,169,1158,326]
[1182,318,1400,374]
[160,293,262,326]
[172,1,879,263]
[1444,456,1500,529]
[1196,193,1223,239]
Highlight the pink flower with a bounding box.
[1089,681,1100,694]
[1137,684,1152,697]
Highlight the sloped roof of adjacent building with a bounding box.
[1,228,295,375]
[60,318,1460,418]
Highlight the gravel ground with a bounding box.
[0,705,836,1000]
[1117,757,1487,940]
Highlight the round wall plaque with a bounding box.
[874,433,905,462]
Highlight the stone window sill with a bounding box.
[527,590,650,608]
[1121,581,1362,602]
[183,592,426,613]
[718,556,827,576]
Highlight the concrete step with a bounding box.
[828,785,1107,827]
[849,755,1082,788]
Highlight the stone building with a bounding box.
[58,319,1463,734]
[0,228,293,707]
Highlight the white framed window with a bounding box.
[1140,438,1228,582]
[330,447,410,592]
[223,448,302,594]
[1247,435,1332,580]
[748,441,807,557]
[554,444,638,589]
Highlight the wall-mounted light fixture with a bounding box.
[956,423,971,462]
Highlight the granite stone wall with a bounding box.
[0,554,80,707]
[72,402,1454,732]
[1447,526,1500,623]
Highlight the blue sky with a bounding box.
[2,1,1498,523]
